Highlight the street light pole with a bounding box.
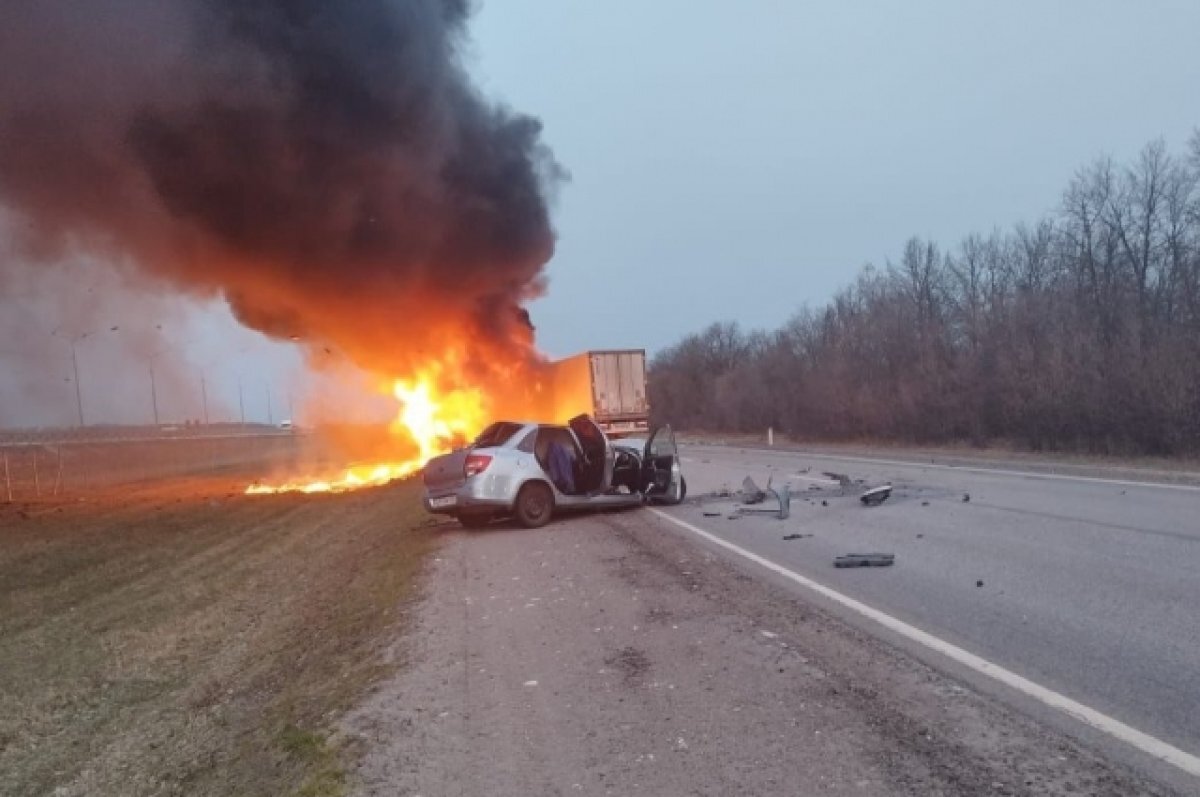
[149,364,160,425]
[200,374,209,425]
[266,385,273,425]
[238,377,245,424]
[71,343,84,426]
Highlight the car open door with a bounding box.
[642,425,684,504]
[568,414,613,494]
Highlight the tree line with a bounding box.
[650,133,1200,455]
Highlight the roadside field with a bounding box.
[0,475,434,797]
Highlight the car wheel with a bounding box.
[514,482,554,529]
[458,513,491,529]
[674,477,688,504]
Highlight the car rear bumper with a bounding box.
[423,494,513,515]
[423,476,518,516]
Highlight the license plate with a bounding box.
[429,495,457,509]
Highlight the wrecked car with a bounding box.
[421,415,686,528]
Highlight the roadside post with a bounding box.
[3,452,11,502]
[768,427,774,447]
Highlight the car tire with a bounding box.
[675,477,688,504]
[658,476,687,506]
[458,513,491,529]
[514,482,554,529]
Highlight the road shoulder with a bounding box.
[344,510,1180,796]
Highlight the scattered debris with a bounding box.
[834,553,895,568]
[860,485,892,506]
[741,476,767,504]
[782,533,812,541]
[962,493,971,503]
[976,580,984,588]
[921,501,930,506]
[737,482,792,519]
[823,471,852,487]
[702,510,721,517]
[821,499,829,507]
[916,533,924,539]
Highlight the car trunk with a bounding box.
[422,449,469,491]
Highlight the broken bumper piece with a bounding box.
[834,553,895,568]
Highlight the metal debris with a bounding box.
[782,533,812,541]
[741,476,767,504]
[737,482,791,519]
[823,471,852,487]
[962,493,971,503]
[860,485,892,506]
[834,553,895,568]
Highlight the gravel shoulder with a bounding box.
[344,507,1180,796]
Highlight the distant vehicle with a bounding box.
[544,350,649,437]
[422,414,686,529]
[278,420,293,430]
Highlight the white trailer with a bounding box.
[547,349,650,436]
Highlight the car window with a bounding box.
[534,426,577,461]
[472,422,522,448]
[648,426,677,458]
[516,428,537,453]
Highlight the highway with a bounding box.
[661,444,1200,778]
[346,444,1200,795]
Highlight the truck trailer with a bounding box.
[545,349,650,437]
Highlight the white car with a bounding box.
[422,415,686,528]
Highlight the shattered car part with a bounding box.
[860,485,892,506]
[834,553,895,568]
[737,482,791,520]
[823,471,852,487]
[741,476,767,504]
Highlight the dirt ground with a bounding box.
[0,475,434,797]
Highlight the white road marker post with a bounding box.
[768,427,774,447]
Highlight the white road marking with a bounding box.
[687,447,1200,493]
[649,508,1200,779]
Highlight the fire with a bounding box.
[245,366,487,495]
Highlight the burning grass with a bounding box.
[0,478,435,797]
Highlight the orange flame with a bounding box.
[245,365,487,495]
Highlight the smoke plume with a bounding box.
[0,1,561,389]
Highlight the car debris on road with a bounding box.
[823,471,852,487]
[782,533,812,541]
[736,481,791,519]
[834,553,895,568]
[860,484,892,506]
[741,476,767,504]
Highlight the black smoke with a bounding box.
[0,0,562,381]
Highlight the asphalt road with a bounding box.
[343,447,1199,795]
[667,444,1200,774]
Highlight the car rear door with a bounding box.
[567,414,613,493]
[642,425,683,503]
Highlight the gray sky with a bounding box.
[470,0,1200,357]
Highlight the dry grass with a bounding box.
[0,477,435,797]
